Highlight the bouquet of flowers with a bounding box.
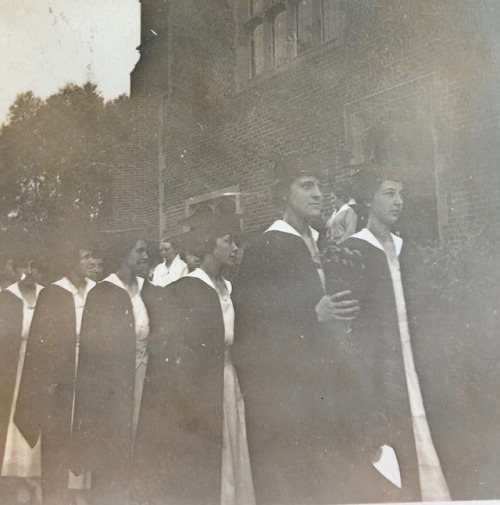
[321,241,366,303]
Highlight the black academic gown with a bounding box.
[339,234,429,502]
[132,275,225,505]
[0,291,24,468]
[14,284,83,504]
[70,279,160,504]
[233,228,338,504]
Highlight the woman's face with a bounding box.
[369,180,403,227]
[185,253,201,272]
[76,249,93,278]
[212,234,238,267]
[87,256,105,282]
[125,240,150,276]
[17,260,42,287]
[159,242,177,262]
[286,176,322,221]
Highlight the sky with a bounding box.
[0,0,141,124]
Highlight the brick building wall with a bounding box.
[123,0,500,245]
[110,0,170,237]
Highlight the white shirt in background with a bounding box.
[152,255,188,287]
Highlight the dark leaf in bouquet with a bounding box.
[321,242,366,298]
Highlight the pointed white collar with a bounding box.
[265,219,320,242]
[53,276,96,297]
[103,273,145,292]
[187,268,232,294]
[5,282,43,304]
[351,228,403,256]
[337,203,352,214]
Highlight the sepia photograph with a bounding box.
[0,1,499,504]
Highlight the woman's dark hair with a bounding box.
[353,163,404,206]
[189,236,218,260]
[55,239,93,275]
[99,230,148,273]
[180,213,241,260]
[271,152,322,208]
[12,255,43,272]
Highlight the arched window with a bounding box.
[297,0,315,54]
[251,21,265,77]
[273,8,288,67]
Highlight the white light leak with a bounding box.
[0,0,140,123]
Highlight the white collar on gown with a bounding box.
[351,227,403,256]
[265,219,320,243]
[187,268,232,297]
[103,273,145,293]
[5,282,43,307]
[53,276,96,299]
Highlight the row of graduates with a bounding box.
[234,156,499,503]
[0,215,256,505]
[1,153,498,505]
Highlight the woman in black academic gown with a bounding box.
[0,255,43,503]
[233,153,359,504]
[14,239,96,505]
[70,230,161,504]
[133,210,255,505]
[337,167,451,502]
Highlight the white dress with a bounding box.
[1,282,43,478]
[103,274,150,443]
[351,228,450,501]
[187,269,256,505]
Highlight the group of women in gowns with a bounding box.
[9,244,97,504]
[234,155,455,504]
[1,218,256,505]
[1,154,493,505]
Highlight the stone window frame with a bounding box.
[235,0,345,86]
[184,185,242,220]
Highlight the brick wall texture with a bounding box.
[116,0,500,246]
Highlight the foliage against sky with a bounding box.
[0,82,132,241]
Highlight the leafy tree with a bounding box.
[0,82,132,245]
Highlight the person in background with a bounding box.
[340,166,450,502]
[14,238,95,505]
[0,255,44,505]
[151,237,188,287]
[171,233,201,274]
[326,183,358,243]
[179,249,201,273]
[233,153,359,504]
[86,251,105,282]
[70,230,161,505]
[133,210,255,505]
